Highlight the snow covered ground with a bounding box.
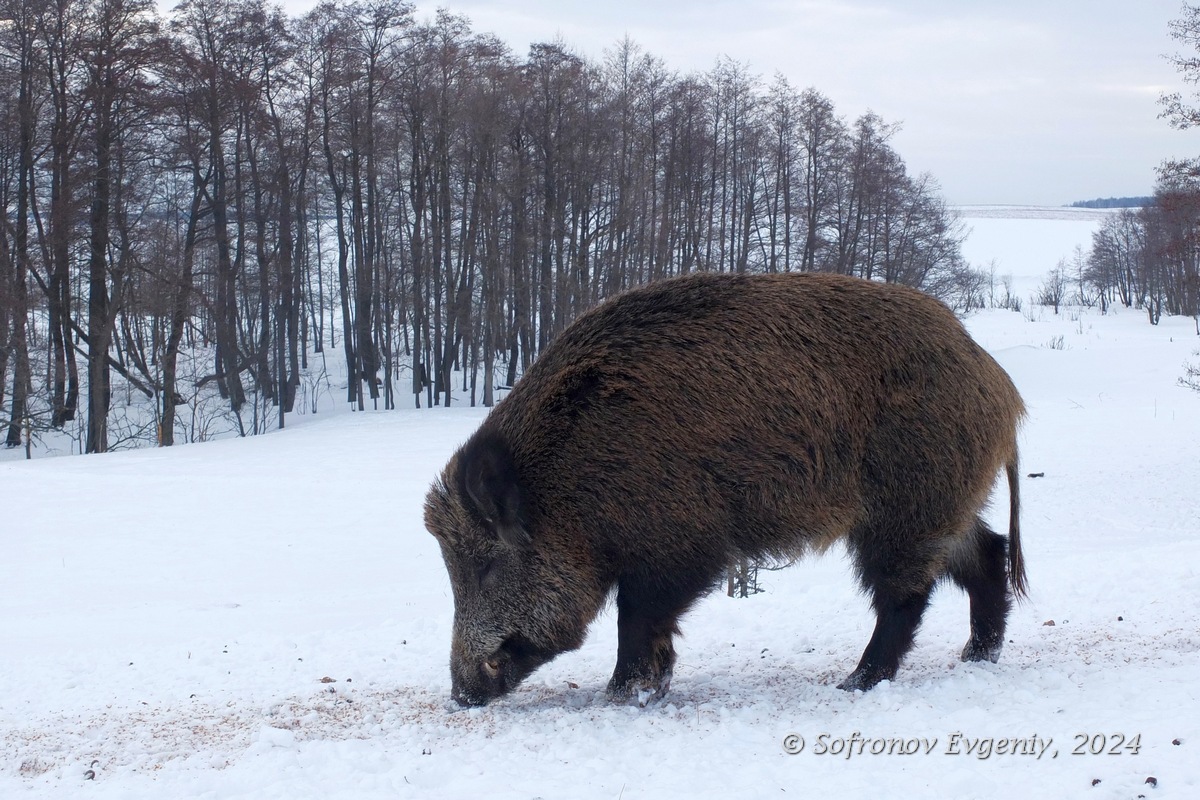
[3,207,1199,798]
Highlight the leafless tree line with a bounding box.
[1081,176,1200,327]
[1,0,970,454]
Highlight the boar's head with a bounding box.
[424,430,606,707]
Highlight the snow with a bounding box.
[956,204,1106,300]
[3,207,1199,798]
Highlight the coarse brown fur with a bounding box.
[424,272,1027,707]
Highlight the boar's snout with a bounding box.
[450,633,555,707]
[450,676,489,708]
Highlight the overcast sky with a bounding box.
[281,0,1195,206]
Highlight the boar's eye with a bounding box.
[476,557,498,588]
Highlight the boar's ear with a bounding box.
[459,433,531,550]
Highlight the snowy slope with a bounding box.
[2,209,1199,799]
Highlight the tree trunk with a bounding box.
[161,184,203,446]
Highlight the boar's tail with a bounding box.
[1006,454,1029,600]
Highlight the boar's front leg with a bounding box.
[606,582,685,706]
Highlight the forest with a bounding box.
[0,0,979,455]
[1068,197,1152,209]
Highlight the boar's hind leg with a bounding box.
[605,583,691,706]
[839,533,941,692]
[947,517,1011,664]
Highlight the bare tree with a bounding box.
[1037,261,1068,315]
[79,0,160,453]
[36,0,86,429]
[1,0,39,449]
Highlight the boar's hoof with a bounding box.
[837,666,891,692]
[636,670,673,708]
[960,638,1003,664]
[606,669,673,707]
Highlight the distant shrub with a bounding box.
[930,261,992,313]
[995,274,1022,313]
[1182,352,1200,393]
[1035,264,1068,314]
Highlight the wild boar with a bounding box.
[424,272,1026,707]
